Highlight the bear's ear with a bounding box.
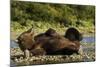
[26,27,33,33]
[26,27,34,36]
[27,28,34,36]
[15,39,18,43]
[29,30,34,36]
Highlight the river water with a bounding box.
[82,37,95,43]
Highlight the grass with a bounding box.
[11,20,95,40]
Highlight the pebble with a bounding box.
[11,47,95,66]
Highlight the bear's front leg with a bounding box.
[24,49,30,59]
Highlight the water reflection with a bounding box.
[82,37,95,43]
[10,40,19,48]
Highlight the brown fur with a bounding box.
[33,28,81,55]
[16,28,82,56]
[16,27,34,58]
[34,28,59,41]
[65,27,83,41]
[17,28,34,51]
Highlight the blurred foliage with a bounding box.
[11,1,95,33]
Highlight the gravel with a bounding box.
[10,45,95,66]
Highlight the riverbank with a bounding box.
[10,43,95,66]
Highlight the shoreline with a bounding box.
[10,44,95,66]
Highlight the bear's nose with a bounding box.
[14,39,18,43]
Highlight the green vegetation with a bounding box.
[11,1,95,35]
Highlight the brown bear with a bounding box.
[16,27,82,56]
[31,36,80,55]
[16,27,35,58]
[32,28,81,55]
[64,27,83,41]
